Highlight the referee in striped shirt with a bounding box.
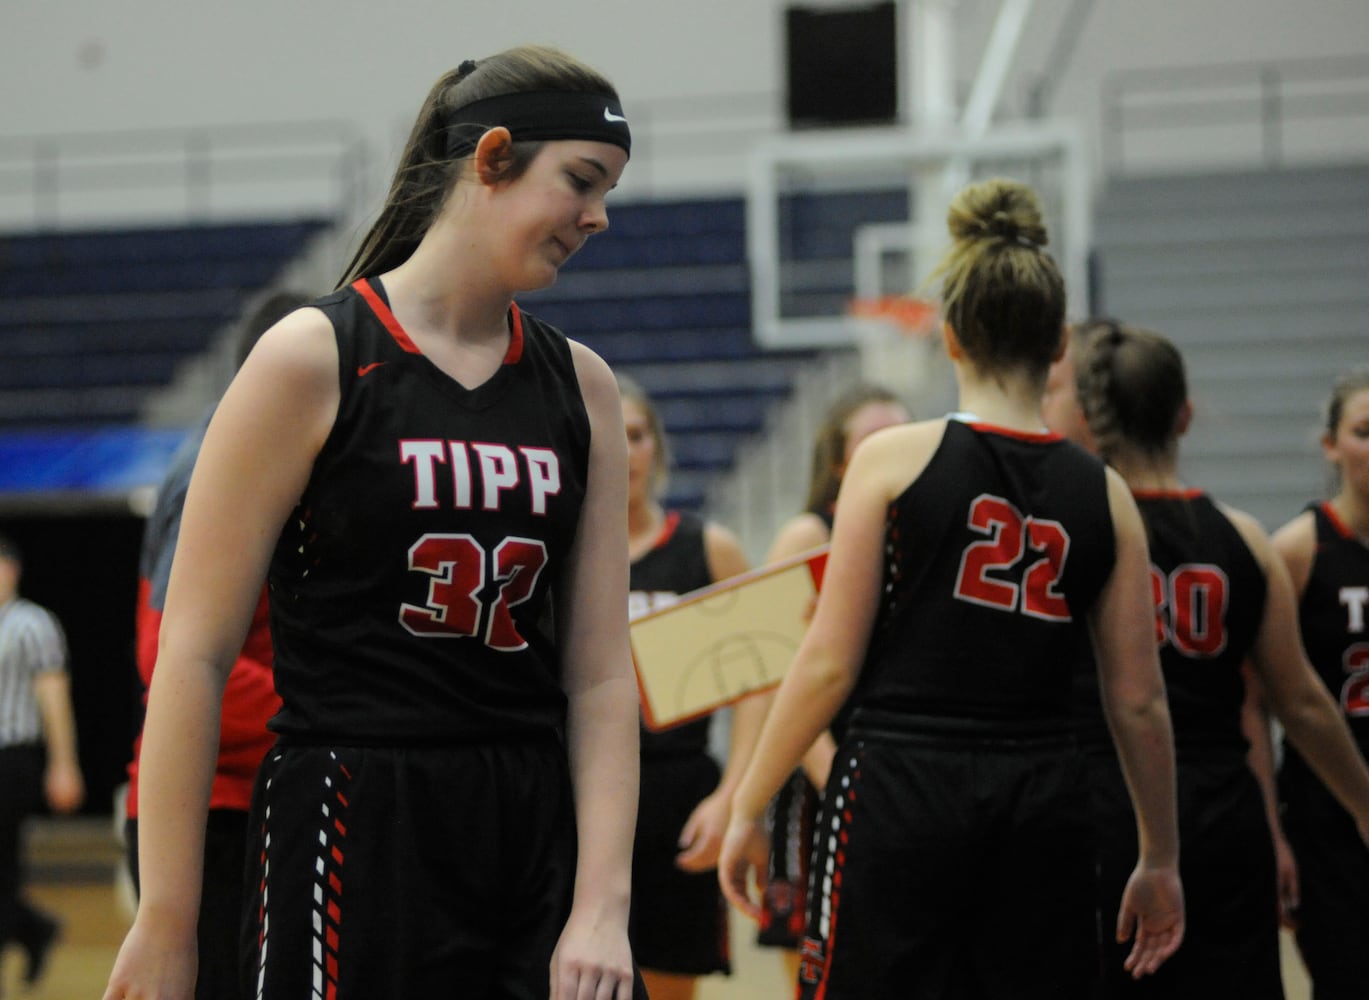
[0,532,83,988]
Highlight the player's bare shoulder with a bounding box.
[243,306,337,381]
[566,339,618,412]
[847,417,948,497]
[1215,500,1279,570]
[1270,508,1318,593]
[767,513,832,563]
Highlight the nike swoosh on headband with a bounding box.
[444,92,632,158]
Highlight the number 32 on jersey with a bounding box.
[399,533,548,651]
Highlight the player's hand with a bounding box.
[101,908,198,1000]
[675,790,729,872]
[717,813,770,921]
[550,902,636,1000]
[1116,861,1184,979]
[45,759,85,814]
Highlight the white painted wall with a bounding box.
[5,0,1368,223]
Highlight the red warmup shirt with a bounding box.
[127,580,279,816]
[126,414,281,818]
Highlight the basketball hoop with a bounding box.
[846,295,941,338]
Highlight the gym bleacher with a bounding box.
[0,187,914,514]
[519,190,911,513]
[0,219,330,492]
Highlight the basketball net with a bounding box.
[845,295,941,339]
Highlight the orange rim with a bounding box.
[846,295,940,336]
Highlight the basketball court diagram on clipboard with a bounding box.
[629,546,828,731]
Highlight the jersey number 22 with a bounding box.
[953,494,1071,621]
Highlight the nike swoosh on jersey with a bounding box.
[603,107,627,123]
[357,362,388,377]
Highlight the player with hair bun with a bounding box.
[719,177,1184,999]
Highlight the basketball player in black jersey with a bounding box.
[1046,324,1300,923]
[104,46,643,1000]
[1272,367,1369,1000]
[1048,319,1304,931]
[619,376,752,1000]
[719,178,1184,999]
[1072,327,1369,998]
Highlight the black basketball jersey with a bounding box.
[1284,502,1369,785]
[1137,490,1266,753]
[629,510,714,756]
[1073,490,1268,753]
[853,418,1115,732]
[266,277,591,743]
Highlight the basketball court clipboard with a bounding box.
[629,546,828,731]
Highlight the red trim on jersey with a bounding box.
[1322,500,1356,540]
[353,278,421,354]
[1132,487,1204,501]
[965,420,1062,443]
[354,277,525,364]
[651,510,681,551]
[506,302,525,364]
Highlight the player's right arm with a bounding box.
[1240,665,1300,925]
[103,308,338,1000]
[720,421,939,918]
[1089,468,1184,978]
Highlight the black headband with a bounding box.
[444,91,631,159]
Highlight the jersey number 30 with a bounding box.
[399,533,548,651]
[953,494,1071,621]
[1151,563,1229,657]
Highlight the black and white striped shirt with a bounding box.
[0,597,68,747]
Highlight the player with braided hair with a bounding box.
[1072,325,1369,999]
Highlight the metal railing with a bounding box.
[0,96,787,231]
[0,119,368,230]
[1101,54,1369,173]
[5,54,1368,229]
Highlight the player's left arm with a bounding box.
[552,341,640,1000]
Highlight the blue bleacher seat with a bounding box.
[0,190,914,512]
[0,218,329,433]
